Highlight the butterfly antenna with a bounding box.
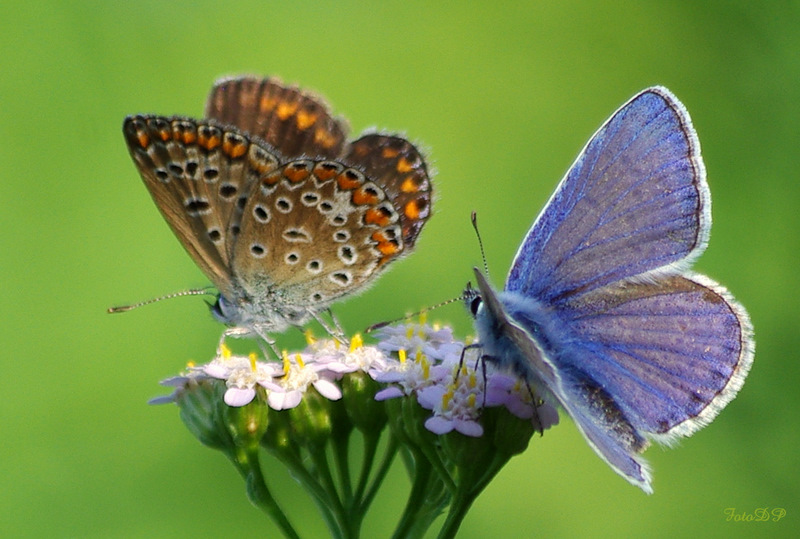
[107,289,216,314]
[365,295,467,333]
[471,211,490,276]
[367,212,489,333]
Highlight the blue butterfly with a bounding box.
[467,87,754,493]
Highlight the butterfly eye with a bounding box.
[469,296,482,317]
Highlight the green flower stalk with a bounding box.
[152,323,558,538]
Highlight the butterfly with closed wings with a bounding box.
[119,76,432,349]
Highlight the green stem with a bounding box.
[359,433,398,514]
[399,399,456,495]
[333,430,354,507]
[470,452,512,495]
[233,447,299,539]
[436,489,479,539]
[391,452,449,539]
[267,447,341,538]
[409,479,449,538]
[392,455,431,539]
[416,440,456,495]
[437,452,514,538]
[353,431,378,506]
[398,444,415,476]
[308,444,352,538]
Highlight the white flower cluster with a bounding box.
[371,323,558,436]
[152,323,558,436]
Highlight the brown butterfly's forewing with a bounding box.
[122,115,280,298]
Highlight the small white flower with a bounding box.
[418,388,483,437]
[203,351,282,407]
[311,335,390,376]
[375,322,463,362]
[370,348,440,399]
[418,363,486,437]
[485,374,559,430]
[148,374,203,405]
[261,352,342,411]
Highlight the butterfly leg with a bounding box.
[217,326,252,356]
[326,308,346,340]
[258,340,281,360]
[456,343,489,408]
[523,382,546,435]
[217,325,281,360]
[251,325,281,359]
[460,343,547,433]
[309,309,349,345]
[457,343,483,372]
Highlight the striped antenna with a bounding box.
[107,288,216,313]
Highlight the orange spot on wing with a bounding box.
[277,101,299,120]
[295,110,317,130]
[260,95,278,112]
[371,230,395,243]
[376,240,399,256]
[313,162,341,181]
[396,157,414,173]
[314,127,338,149]
[175,128,196,145]
[262,170,282,186]
[198,128,222,150]
[352,187,380,206]
[170,121,196,145]
[401,176,420,193]
[337,170,363,190]
[284,163,310,183]
[404,200,421,220]
[136,132,150,148]
[365,208,391,226]
[382,147,400,158]
[223,138,247,158]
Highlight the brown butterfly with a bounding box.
[120,76,432,345]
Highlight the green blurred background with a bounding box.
[2,1,797,537]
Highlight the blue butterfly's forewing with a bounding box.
[472,87,754,493]
[506,87,709,303]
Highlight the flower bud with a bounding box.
[176,379,233,452]
[287,386,334,448]
[342,370,388,433]
[220,389,270,451]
